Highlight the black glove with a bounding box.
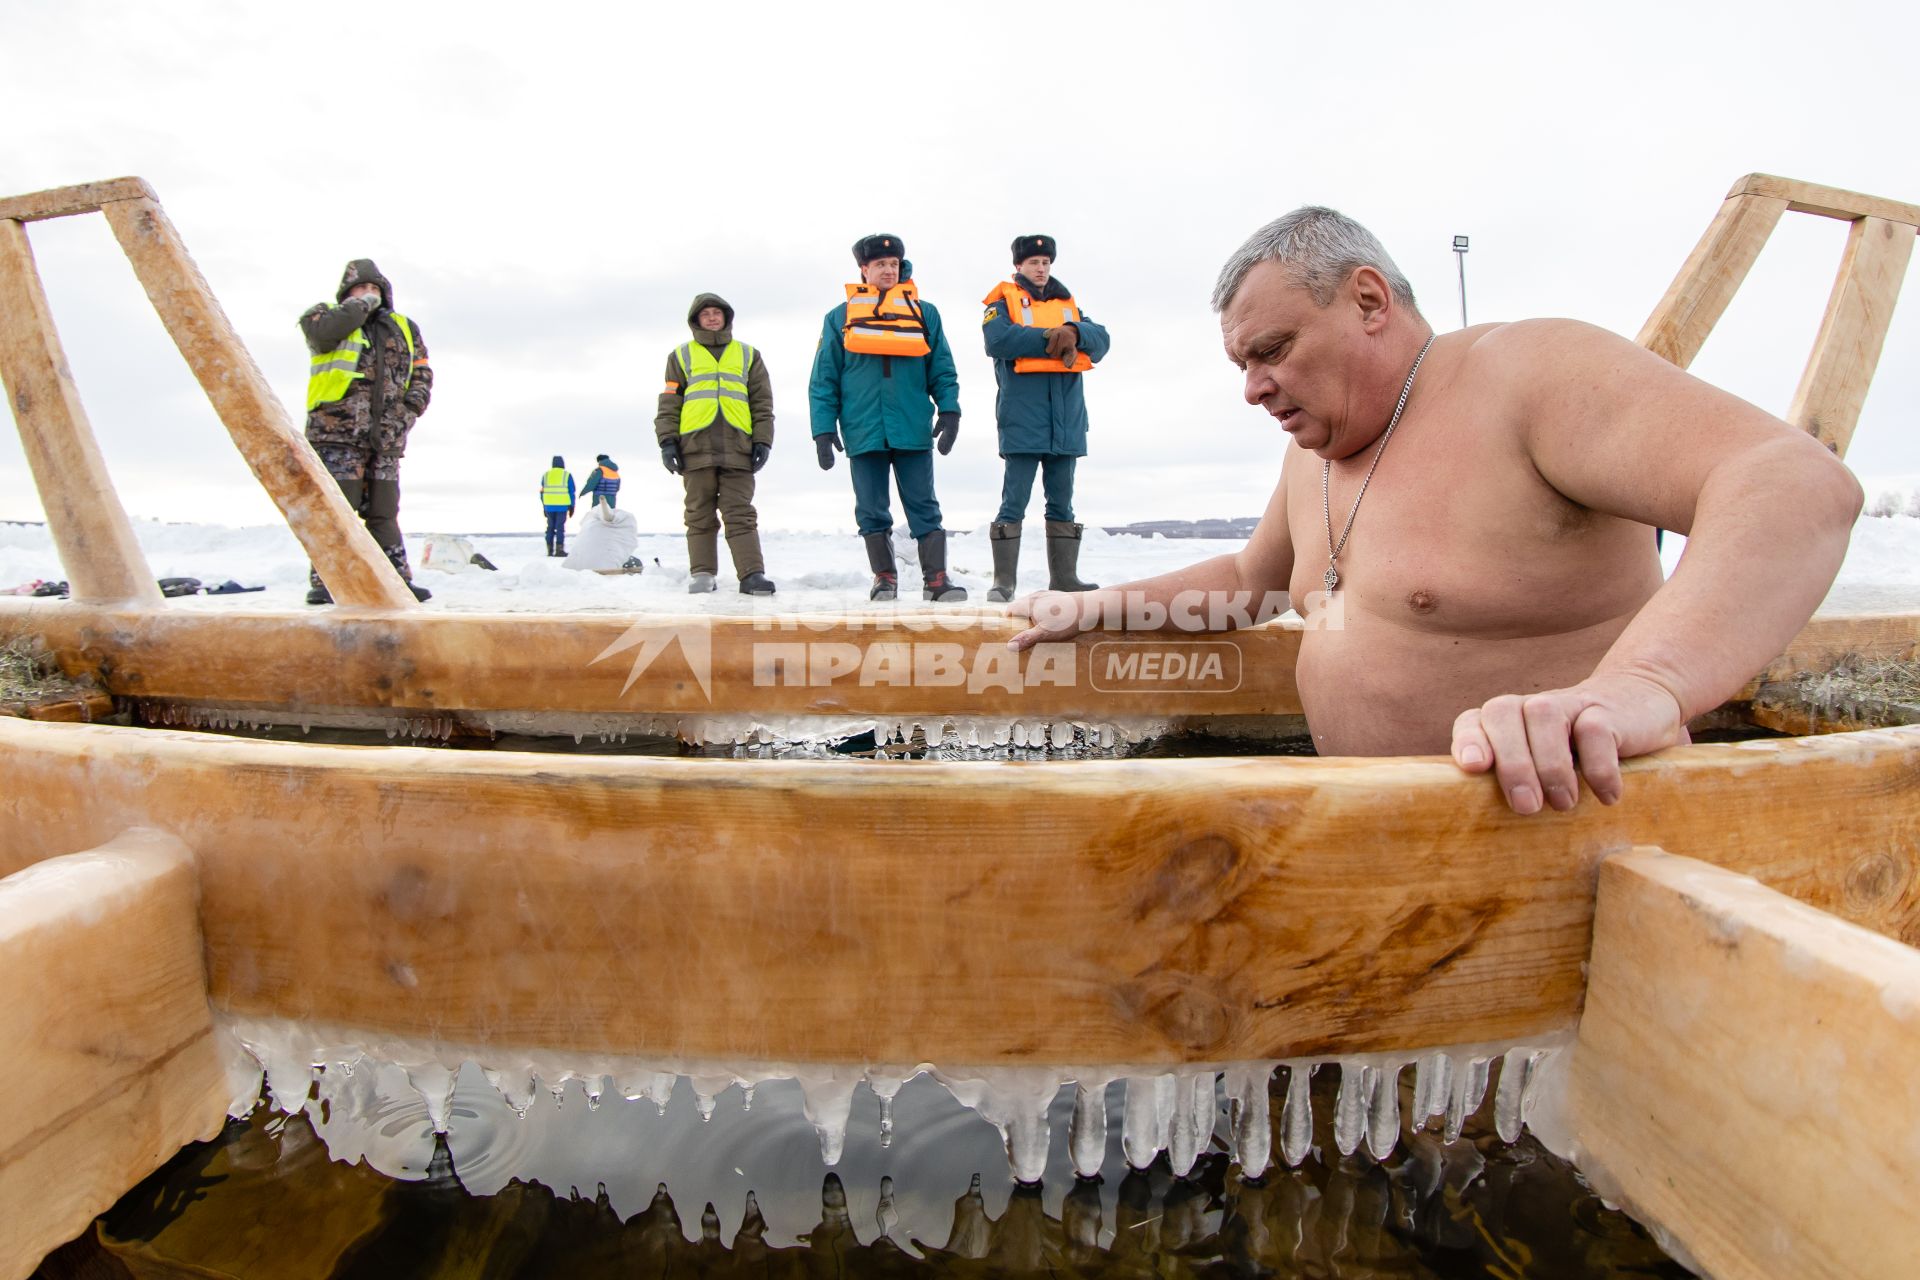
[660,439,684,475]
[816,432,843,471]
[750,442,771,473]
[934,411,960,456]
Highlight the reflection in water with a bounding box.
[42,1065,1688,1278]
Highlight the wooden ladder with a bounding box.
[1639,173,1919,458]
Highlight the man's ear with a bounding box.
[1350,266,1393,333]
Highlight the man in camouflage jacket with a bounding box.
[299,257,433,603]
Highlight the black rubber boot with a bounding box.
[739,571,776,596]
[305,569,332,606]
[863,531,898,602]
[918,530,968,602]
[987,521,1021,602]
[1045,520,1098,592]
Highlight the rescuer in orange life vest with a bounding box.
[980,235,1111,602]
[808,234,967,602]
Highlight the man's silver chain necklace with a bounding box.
[1321,333,1436,595]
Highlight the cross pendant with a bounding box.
[1324,563,1340,595]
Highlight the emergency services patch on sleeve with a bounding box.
[982,306,1000,324]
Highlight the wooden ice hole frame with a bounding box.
[2,176,1920,1280]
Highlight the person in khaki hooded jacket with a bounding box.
[655,292,776,594]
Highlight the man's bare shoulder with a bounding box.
[1457,317,1646,380]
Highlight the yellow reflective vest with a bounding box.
[842,281,931,357]
[307,312,419,411]
[677,340,756,435]
[540,466,571,506]
[981,281,1092,373]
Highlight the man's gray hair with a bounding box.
[1211,206,1419,314]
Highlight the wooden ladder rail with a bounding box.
[0,179,415,609]
[1638,173,1919,458]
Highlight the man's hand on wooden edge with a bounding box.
[1451,670,1689,814]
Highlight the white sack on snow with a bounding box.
[564,505,640,571]
[418,534,478,573]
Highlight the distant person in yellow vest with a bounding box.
[808,234,966,602]
[981,235,1110,602]
[299,257,433,604]
[655,293,776,595]
[538,455,575,557]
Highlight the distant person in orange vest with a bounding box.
[580,454,621,508]
[981,234,1111,601]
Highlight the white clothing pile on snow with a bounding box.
[565,505,640,571]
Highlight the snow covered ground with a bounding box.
[3,513,1917,615]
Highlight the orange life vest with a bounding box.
[842,280,931,357]
[982,280,1093,374]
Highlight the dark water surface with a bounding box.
[36,1068,1687,1279]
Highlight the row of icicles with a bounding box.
[244,1042,1559,1184]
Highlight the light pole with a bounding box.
[1452,234,1470,329]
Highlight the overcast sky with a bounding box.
[3,0,1916,538]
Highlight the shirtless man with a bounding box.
[1010,206,1861,814]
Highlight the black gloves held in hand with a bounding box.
[934,411,960,456]
[750,442,770,473]
[816,432,844,471]
[660,439,685,475]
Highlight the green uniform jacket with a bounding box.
[808,299,960,456]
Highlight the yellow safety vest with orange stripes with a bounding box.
[982,281,1092,374]
[306,312,424,409]
[842,281,931,357]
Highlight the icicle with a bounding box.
[741,1083,755,1112]
[692,1074,731,1122]
[1366,1061,1402,1159]
[1050,720,1071,749]
[1224,1064,1273,1177]
[1122,1074,1175,1169]
[1494,1050,1528,1142]
[799,1071,859,1166]
[485,1067,537,1118]
[1281,1062,1314,1167]
[1167,1071,1214,1178]
[876,1175,899,1239]
[1069,1081,1108,1178]
[1521,1049,1551,1114]
[647,1070,677,1115]
[406,1062,457,1133]
[583,1074,607,1111]
[867,1073,904,1148]
[700,1202,722,1244]
[1334,1062,1369,1156]
[1005,1106,1051,1184]
[1426,1054,1454,1125]
[1412,1054,1438,1124]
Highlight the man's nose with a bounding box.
[1243,366,1275,406]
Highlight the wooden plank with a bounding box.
[0,601,1306,720]
[0,178,154,224]
[4,600,1902,727]
[99,197,416,610]
[0,829,229,1280]
[0,718,1915,1069]
[1563,849,1920,1280]
[1637,193,1788,367]
[1731,172,1920,228]
[1786,216,1916,456]
[0,222,165,608]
